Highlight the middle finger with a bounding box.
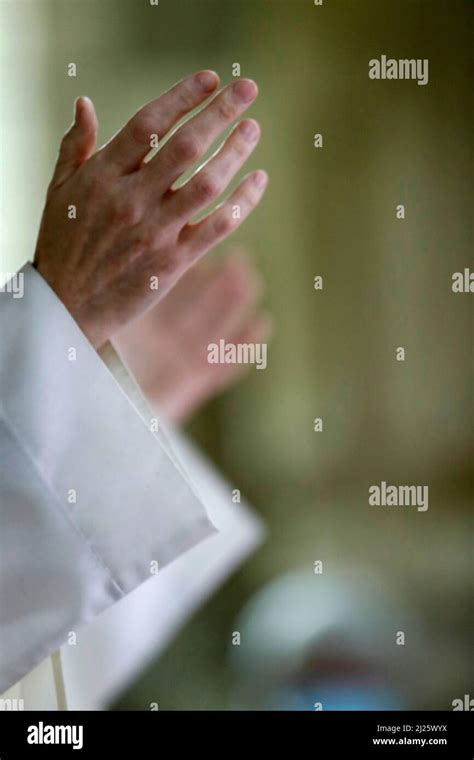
[165,118,261,224]
[143,79,258,196]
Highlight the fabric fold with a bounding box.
[0,263,216,693]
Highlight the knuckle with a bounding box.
[86,174,108,199]
[217,96,236,122]
[58,128,77,159]
[138,227,158,251]
[213,214,234,238]
[176,87,193,113]
[110,196,141,226]
[131,112,156,144]
[233,137,249,160]
[173,134,200,163]
[195,174,220,203]
[60,131,73,151]
[247,184,261,204]
[157,247,177,275]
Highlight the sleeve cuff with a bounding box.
[0,263,216,690]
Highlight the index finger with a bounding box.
[98,70,220,174]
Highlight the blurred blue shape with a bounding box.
[267,681,405,711]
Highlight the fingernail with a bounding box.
[75,96,90,119]
[233,79,258,103]
[239,119,260,141]
[253,170,268,189]
[196,70,219,92]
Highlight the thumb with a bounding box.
[50,96,98,188]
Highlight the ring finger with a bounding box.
[164,118,261,225]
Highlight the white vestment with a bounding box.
[0,264,264,709]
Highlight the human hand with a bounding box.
[114,249,272,423]
[33,71,267,348]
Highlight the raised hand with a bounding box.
[114,249,272,423]
[34,71,267,348]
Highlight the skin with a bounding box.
[33,70,268,349]
[114,249,273,423]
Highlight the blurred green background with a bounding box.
[1,0,472,709]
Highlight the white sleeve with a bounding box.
[0,263,216,693]
[60,347,266,709]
